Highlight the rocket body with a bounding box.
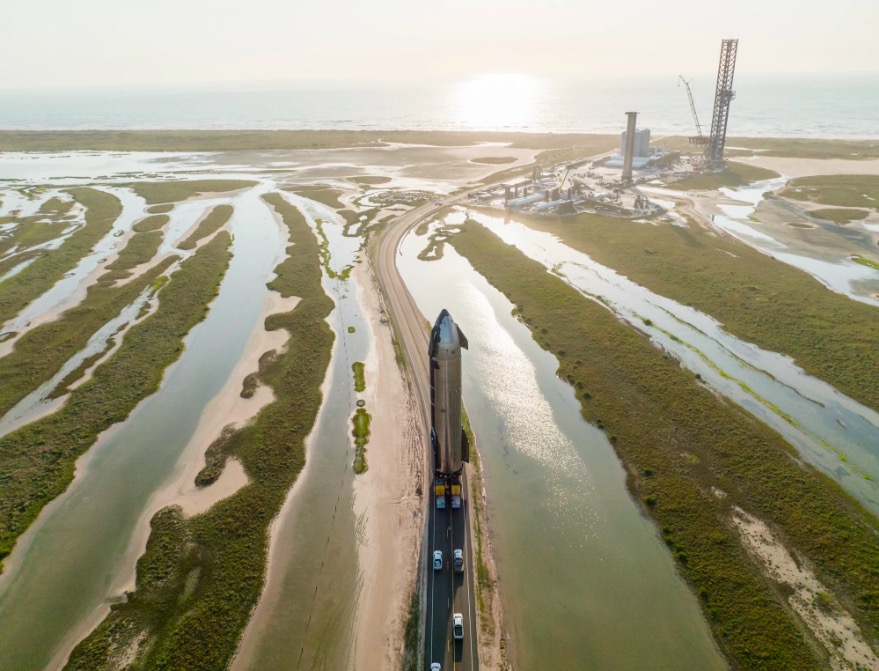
[429,309,469,477]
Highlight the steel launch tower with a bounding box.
[706,38,739,167]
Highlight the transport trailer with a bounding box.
[429,309,469,509]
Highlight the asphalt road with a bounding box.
[374,199,480,671]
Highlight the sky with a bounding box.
[3,0,878,91]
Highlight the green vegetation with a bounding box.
[288,185,345,209]
[809,207,870,224]
[0,233,230,569]
[450,222,879,669]
[0,249,42,278]
[0,258,174,419]
[783,175,879,211]
[352,407,371,474]
[132,214,169,233]
[352,360,365,392]
[401,589,421,671]
[852,255,879,271]
[347,325,356,333]
[502,209,879,414]
[178,204,234,250]
[66,193,333,670]
[0,196,76,257]
[130,180,256,205]
[660,136,879,160]
[313,218,353,280]
[0,129,616,152]
[147,204,174,214]
[103,230,163,281]
[464,410,493,636]
[472,156,517,165]
[667,161,780,190]
[348,175,391,185]
[0,188,121,324]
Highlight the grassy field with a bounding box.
[472,156,517,165]
[352,407,371,475]
[0,233,231,569]
[667,161,780,190]
[449,222,879,669]
[130,180,256,205]
[0,188,120,324]
[782,175,879,211]
[809,207,871,224]
[0,257,175,419]
[0,196,75,257]
[132,214,169,233]
[501,209,879,415]
[659,136,879,160]
[0,129,616,152]
[178,204,233,250]
[103,230,163,281]
[287,185,346,209]
[348,175,391,185]
[66,193,334,671]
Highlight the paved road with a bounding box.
[374,199,479,671]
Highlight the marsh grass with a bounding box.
[783,175,879,211]
[178,205,233,250]
[809,208,870,224]
[288,185,346,209]
[667,161,780,190]
[0,234,231,569]
[501,209,879,415]
[0,188,120,324]
[130,180,257,205]
[67,193,333,670]
[0,257,175,419]
[0,129,616,152]
[352,361,365,392]
[352,407,371,474]
[450,222,879,670]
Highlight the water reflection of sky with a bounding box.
[468,211,879,513]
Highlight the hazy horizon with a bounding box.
[3,0,877,92]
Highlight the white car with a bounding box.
[433,550,443,571]
[453,612,464,640]
[430,664,442,671]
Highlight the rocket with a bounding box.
[429,309,470,479]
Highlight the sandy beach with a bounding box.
[349,256,424,669]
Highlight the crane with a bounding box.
[678,76,708,146]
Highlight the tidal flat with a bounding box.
[0,136,877,671]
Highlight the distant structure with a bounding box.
[706,38,739,166]
[678,76,708,146]
[621,128,651,158]
[621,111,638,183]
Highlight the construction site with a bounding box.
[467,39,740,218]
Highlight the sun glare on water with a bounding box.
[453,73,542,131]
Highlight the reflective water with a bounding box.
[233,194,369,670]
[0,182,285,671]
[398,228,726,670]
[712,178,879,307]
[469,211,879,514]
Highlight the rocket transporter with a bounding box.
[429,309,470,509]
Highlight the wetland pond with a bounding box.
[400,219,726,670]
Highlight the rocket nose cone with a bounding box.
[436,311,459,346]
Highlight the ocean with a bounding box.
[0,73,876,138]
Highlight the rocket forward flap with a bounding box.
[456,324,468,350]
[461,427,470,463]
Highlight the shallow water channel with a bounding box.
[399,225,726,670]
[0,182,285,670]
[232,194,369,670]
[469,210,879,514]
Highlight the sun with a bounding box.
[452,73,542,131]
